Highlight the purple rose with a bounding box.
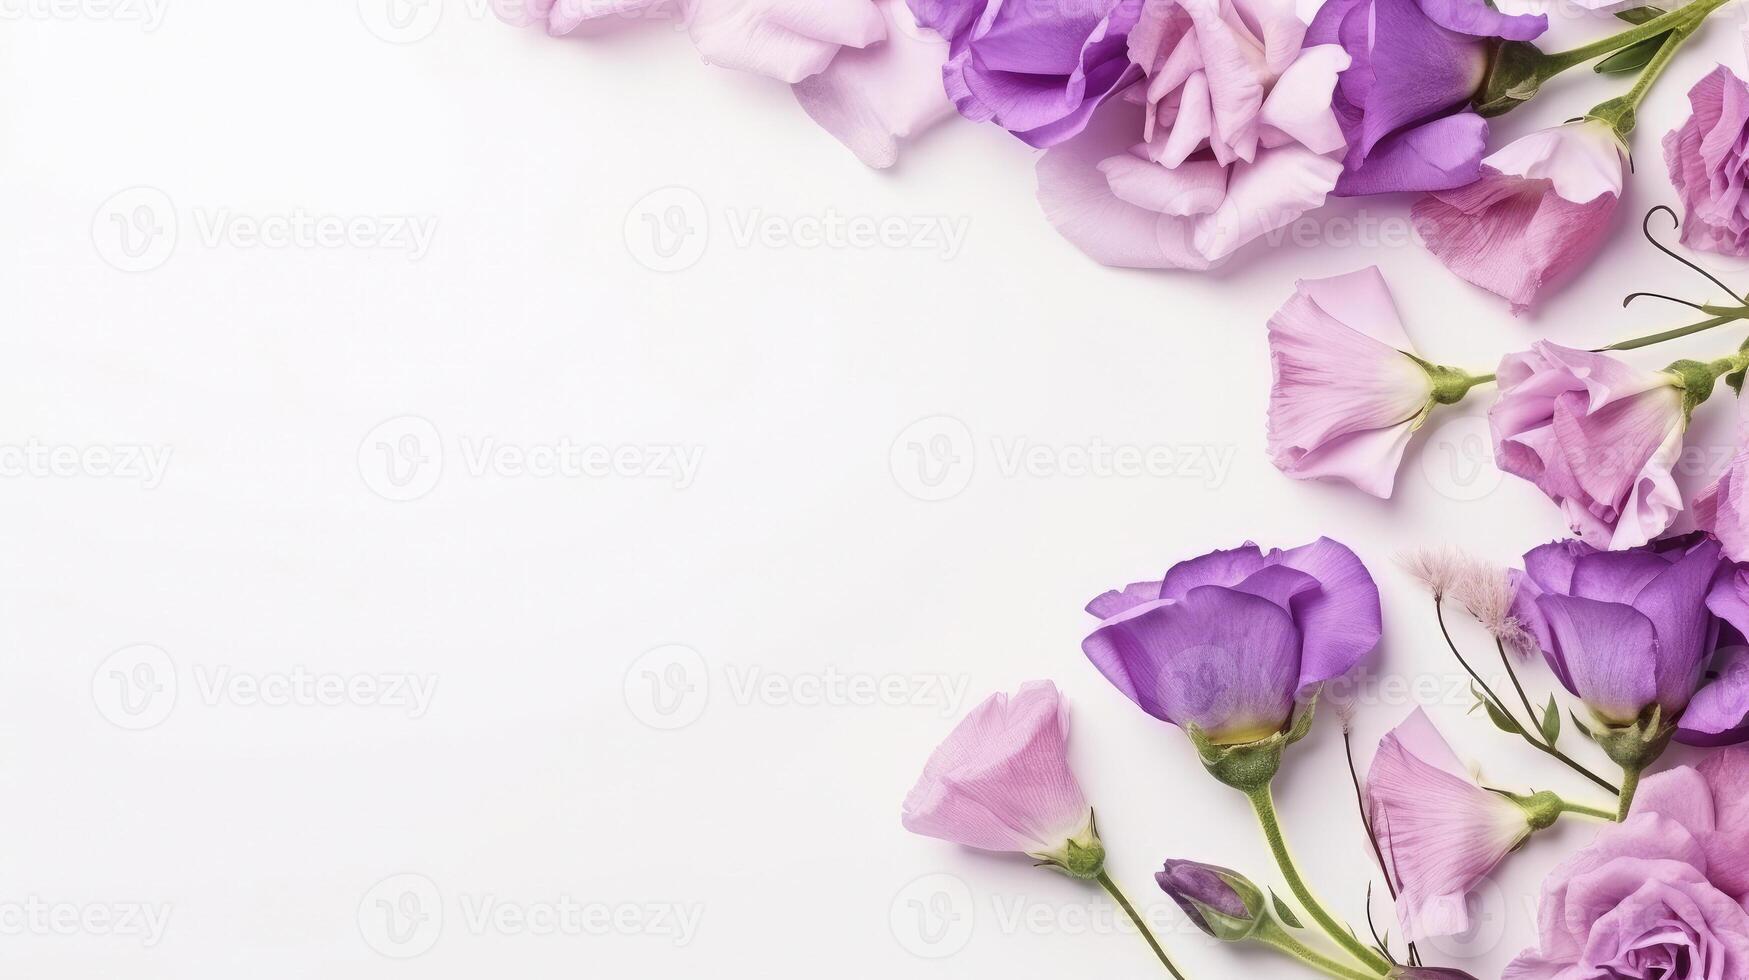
[1307,0,1546,196]
[1081,539,1381,744]
[1665,65,1749,258]
[1505,749,1749,978]
[1510,534,1749,745]
[907,0,1143,147]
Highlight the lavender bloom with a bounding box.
[1082,539,1381,745]
[1307,0,1547,195]
[1665,65,1749,258]
[908,0,1144,147]
[1511,534,1749,745]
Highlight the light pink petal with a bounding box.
[509,0,666,33]
[1275,421,1417,498]
[1257,44,1349,157]
[1036,103,1218,270]
[1100,149,1227,215]
[1178,0,1269,163]
[687,0,887,83]
[901,681,1091,855]
[791,0,952,168]
[1484,120,1626,204]
[1230,0,1311,74]
[1366,709,1531,941]
[1298,264,1415,349]
[1193,144,1342,263]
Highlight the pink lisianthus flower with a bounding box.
[1665,65,1749,257]
[902,682,1098,861]
[1035,0,1352,270]
[1268,266,1477,497]
[1505,749,1749,978]
[1694,399,1749,561]
[1413,120,1626,313]
[1490,341,1687,551]
[1366,709,1547,941]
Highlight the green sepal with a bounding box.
[1030,811,1106,880]
[1186,693,1318,793]
[1475,40,1549,117]
[1270,891,1304,930]
[1590,704,1675,773]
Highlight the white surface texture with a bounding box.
[4,2,1749,977]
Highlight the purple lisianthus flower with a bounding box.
[1510,533,1749,744]
[1155,860,1264,940]
[1081,539,1381,744]
[1665,65,1749,258]
[1505,749,1749,978]
[1307,0,1546,196]
[908,0,1144,147]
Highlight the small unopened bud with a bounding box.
[1154,860,1265,942]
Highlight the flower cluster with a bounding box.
[512,0,1742,311]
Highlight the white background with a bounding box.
[3,1,1749,977]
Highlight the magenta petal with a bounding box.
[1081,587,1301,741]
[1276,537,1384,687]
[1536,593,1659,723]
[1678,648,1749,747]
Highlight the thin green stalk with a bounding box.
[1437,603,1620,795]
[1559,799,1619,821]
[1096,871,1189,979]
[1246,787,1394,976]
[1256,920,1384,980]
[1542,0,1728,73]
[1496,640,1540,725]
[1617,767,1644,821]
[1597,313,1749,352]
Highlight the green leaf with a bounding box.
[1271,892,1304,930]
[1484,697,1522,735]
[1595,33,1671,74]
[1570,710,1595,741]
[1615,5,1666,23]
[1541,695,1562,743]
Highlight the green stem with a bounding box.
[1255,920,1384,980]
[1597,313,1748,352]
[1542,0,1728,73]
[1437,604,1620,795]
[1617,767,1644,821]
[1097,871,1189,979]
[1246,787,1394,976]
[1496,640,1540,726]
[1559,799,1619,821]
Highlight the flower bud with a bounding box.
[1155,860,1265,942]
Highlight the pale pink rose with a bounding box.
[1695,395,1749,562]
[791,0,952,169]
[1491,342,1686,551]
[1267,267,1439,497]
[1505,750,1749,978]
[1367,709,1539,941]
[1413,120,1626,313]
[1665,65,1749,258]
[902,682,1093,856]
[1036,0,1350,270]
